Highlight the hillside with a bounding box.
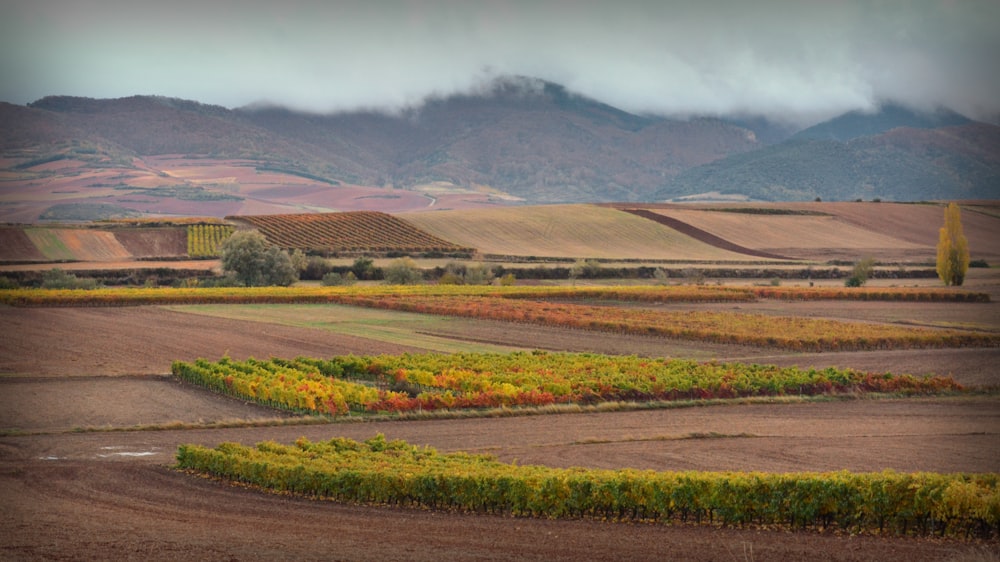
[654,123,1000,202]
[2,84,997,221]
[0,79,771,221]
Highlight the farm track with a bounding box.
[2,305,999,560]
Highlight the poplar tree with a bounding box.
[936,202,970,286]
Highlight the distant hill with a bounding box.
[2,78,769,208]
[654,105,1000,202]
[2,82,997,217]
[792,103,972,142]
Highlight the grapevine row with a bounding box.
[176,434,1000,538]
[226,211,473,253]
[186,224,234,257]
[171,352,964,416]
[325,294,1000,352]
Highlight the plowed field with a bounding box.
[1,302,998,560]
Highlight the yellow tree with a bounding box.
[936,203,970,286]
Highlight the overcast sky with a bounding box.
[1,1,997,124]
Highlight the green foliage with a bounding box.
[220,230,299,287]
[289,249,308,274]
[845,257,875,287]
[0,276,18,290]
[351,256,375,280]
[321,271,357,287]
[463,264,495,286]
[937,203,970,286]
[40,268,98,290]
[498,273,517,286]
[383,257,423,285]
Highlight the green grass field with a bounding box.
[166,303,522,354]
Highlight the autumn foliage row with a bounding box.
[176,434,1000,538]
[171,352,964,416]
[327,294,999,352]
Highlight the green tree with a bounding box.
[383,257,423,285]
[936,202,970,286]
[220,230,298,286]
[351,256,375,280]
[844,257,875,287]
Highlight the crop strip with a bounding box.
[176,434,1000,538]
[171,352,965,416]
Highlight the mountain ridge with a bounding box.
[2,79,997,216]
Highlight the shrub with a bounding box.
[498,273,517,286]
[845,258,875,287]
[40,268,98,290]
[351,256,376,280]
[383,258,423,285]
[463,264,495,286]
[220,230,298,287]
[321,271,357,286]
[0,276,18,289]
[301,256,334,280]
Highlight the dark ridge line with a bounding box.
[622,208,795,261]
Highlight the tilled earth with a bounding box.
[1,305,998,561]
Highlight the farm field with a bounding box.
[1,201,999,560]
[2,280,999,560]
[401,204,768,260]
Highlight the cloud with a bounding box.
[1,0,997,123]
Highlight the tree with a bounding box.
[383,257,423,285]
[220,230,298,286]
[936,202,970,286]
[844,257,875,287]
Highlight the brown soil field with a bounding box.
[403,204,761,260]
[0,228,45,261]
[623,202,1000,263]
[639,208,928,262]
[1,303,999,560]
[112,227,187,258]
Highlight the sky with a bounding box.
[1,0,998,124]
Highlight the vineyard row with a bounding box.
[176,434,1000,539]
[170,353,964,416]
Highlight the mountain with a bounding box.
[654,105,1000,202]
[792,102,972,142]
[3,78,769,206]
[2,82,996,219]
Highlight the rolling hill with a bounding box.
[654,105,1000,202]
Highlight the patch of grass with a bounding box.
[165,303,522,353]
